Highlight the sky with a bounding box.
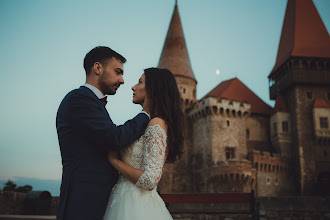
[0,0,329,195]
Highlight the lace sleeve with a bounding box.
[136,125,167,190]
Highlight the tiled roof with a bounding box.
[203,78,273,115]
[270,0,330,77]
[158,2,196,81]
[313,98,330,108]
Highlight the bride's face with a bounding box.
[132,74,147,106]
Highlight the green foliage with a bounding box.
[3,180,33,193]
[3,180,17,191]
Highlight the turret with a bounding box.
[158,2,197,109]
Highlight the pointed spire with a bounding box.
[158,2,196,81]
[270,0,330,75]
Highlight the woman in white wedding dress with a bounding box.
[103,68,184,220]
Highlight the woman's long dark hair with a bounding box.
[144,68,184,163]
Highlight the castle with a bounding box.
[157,0,330,196]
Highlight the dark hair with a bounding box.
[144,68,184,163]
[83,46,126,75]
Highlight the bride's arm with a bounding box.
[108,151,144,184]
[108,118,167,190]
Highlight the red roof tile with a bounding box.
[313,98,330,108]
[158,3,196,81]
[203,78,273,115]
[270,0,330,76]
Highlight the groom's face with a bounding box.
[98,58,124,95]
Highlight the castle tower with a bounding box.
[187,78,274,193]
[268,0,330,195]
[158,1,197,109]
[270,94,292,158]
[157,2,195,193]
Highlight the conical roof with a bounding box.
[158,2,196,81]
[270,0,330,76]
[203,78,273,115]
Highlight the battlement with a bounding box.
[248,150,289,175]
[209,159,256,183]
[187,97,251,122]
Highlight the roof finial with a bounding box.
[175,0,177,5]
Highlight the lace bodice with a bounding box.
[120,124,167,190]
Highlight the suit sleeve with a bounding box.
[70,91,149,151]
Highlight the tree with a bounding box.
[2,180,33,193]
[3,180,17,191]
[16,185,33,193]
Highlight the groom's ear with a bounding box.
[93,62,103,76]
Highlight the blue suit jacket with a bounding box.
[56,86,149,220]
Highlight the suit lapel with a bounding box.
[79,86,110,117]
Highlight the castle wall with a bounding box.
[287,85,330,195]
[250,151,294,196]
[246,115,271,152]
[270,112,292,157]
[190,114,211,192]
[159,114,194,193]
[209,160,256,193]
[175,75,197,109]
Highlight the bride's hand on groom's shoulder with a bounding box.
[108,151,119,164]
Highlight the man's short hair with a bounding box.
[83,46,126,75]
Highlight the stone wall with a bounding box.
[246,115,271,153]
[0,191,25,215]
[256,196,330,220]
[287,85,330,195]
[0,191,58,215]
[2,192,330,220]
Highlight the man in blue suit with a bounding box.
[56,46,149,219]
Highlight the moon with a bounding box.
[216,69,220,75]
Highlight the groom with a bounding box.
[56,46,150,220]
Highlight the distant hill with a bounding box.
[0,177,61,196]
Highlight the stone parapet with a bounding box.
[187,97,251,122]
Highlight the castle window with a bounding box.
[227,120,230,127]
[260,164,263,171]
[255,163,258,170]
[193,89,196,97]
[282,121,289,132]
[320,117,329,129]
[307,92,313,99]
[225,147,235,159]
[183,88,186,94]
[246,129,250,139]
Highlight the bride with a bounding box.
[103,68,184,220]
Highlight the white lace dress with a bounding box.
[103,125,173,220]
